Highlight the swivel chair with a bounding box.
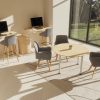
[40,27,52,45]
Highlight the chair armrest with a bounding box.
[39,47,51,52]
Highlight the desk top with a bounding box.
[0,31,21,42]
[32,27,52,32]
[1,31,16,36]
[53,43,89,57]
[1,31,21,36]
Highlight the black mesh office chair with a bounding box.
[88,52,100,78]
[34,41,52,71]
[1,35,19,62]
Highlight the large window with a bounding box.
[69,0,100,46]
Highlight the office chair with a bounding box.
[1,35,19,63]
[55,35,69,60]
[88,52,100,78]
[40,27,52,45]
[34,41,52,71]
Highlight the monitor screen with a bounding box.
[0,21,8,34]
[31,17,43,27]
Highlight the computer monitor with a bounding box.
[31,17,43,28]
[0,21,8,35]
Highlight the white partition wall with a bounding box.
[53,0,70,44]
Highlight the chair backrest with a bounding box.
[3,35,16,46]
[90,52,100,67]
[34,41,39,52]
[40,28,52,37]
[46,28,52,36]
[55,35,69,45]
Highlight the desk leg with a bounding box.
[58,55,61,74]
[80,56,83,75]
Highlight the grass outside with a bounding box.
[70,23,100,45]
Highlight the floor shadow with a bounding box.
[96,98,100,100]
[21,79,73,100]
[1,61,100,100]
[0,62,74,100]
[50,79,73,92]
[0,63,35,100]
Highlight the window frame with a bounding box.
[69,0,100,47]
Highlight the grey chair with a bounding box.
[40,28,52,45]
[88,52,100,77]
[1,35,19,62]
[34,41,52,71]
[55,35,69,45]
[55,35,69,60]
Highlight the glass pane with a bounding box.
[70,0,90,41]
[88,0,100,46]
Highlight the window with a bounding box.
[88,0,100,45]
[69,0,100,46]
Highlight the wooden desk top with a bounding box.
[1,31,21,36]
[0,31,21,42]
[1,31,16,36]
[53,43,89,57]
[32,27,52,32]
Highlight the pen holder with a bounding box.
[69,45,72,49]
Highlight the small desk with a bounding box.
[20,27,52,54]
[53,43,89,74]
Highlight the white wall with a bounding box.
[0,0,71,44]
[43,0,53,27]
[0,0,44,33]
[53,0,70,43]
[43,0,53,44]
[43,0,71,44]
